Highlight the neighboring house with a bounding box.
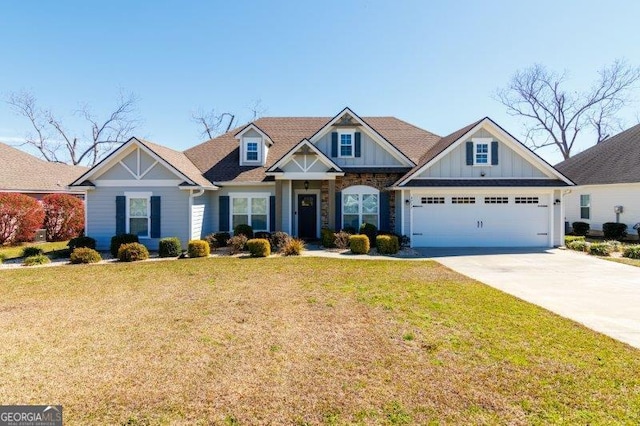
[0,142,87,199]
[70,108,573,250]
[556,123,640,237]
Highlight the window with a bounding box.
[451,197,475,204]
[126,193,151,238]
[484,197,508,204]
[342,186,378,229]
[580,194,590,219]
[515,197,539,204]
[421,197,445,204]
[475,143,489,164]
[339,132,353,157]
[232,195,269,231]
[246,142,258,161]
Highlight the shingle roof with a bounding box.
[555,123,640,185]
[0,142,87,192]
[136,139,214,187]
[184,116,441,183]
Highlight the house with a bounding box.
[555,123,640,238]
[69,108,573,250]
[0,142,87,199]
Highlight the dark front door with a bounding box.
[298,194,317,239]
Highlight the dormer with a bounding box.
[234,123,273,166]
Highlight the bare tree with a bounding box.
[192,99,267,140]
[496,60,640,159]
[7,90,139,166]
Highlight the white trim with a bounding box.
[189,189,206,240]
[139,161,159,179]
[579,193,591,221]
[267,139,343,173]
[341,185,380,230]
[272,172,341,180]
[94,179,182,187]
[228,192,271,233]
[242,137,262,164]
[472,138,492,166]
[213,181,275,187]
[338,130,355,158]
[124,191,152,239]
[293,189,321,238]
[234,123,273,145]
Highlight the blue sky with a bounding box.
[1,0,639,164]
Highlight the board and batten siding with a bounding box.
[418,129,548,179]
[87,186,190,250]
[315,130,404,167]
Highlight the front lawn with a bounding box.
[0,240,69,260]
[0,258,639,424]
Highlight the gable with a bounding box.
[93,145,182,182]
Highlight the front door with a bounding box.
[297,194,317,239]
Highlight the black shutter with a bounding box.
[150,196,161,238]
[491,141,499,165]
[331,132,338,157]
[334,191,342,230]
[115,196,126,235]
[379,192,390,232]
[466,141,474,165]
[354,132,361,157]
[219,195,230,232]
[269,195,276,232]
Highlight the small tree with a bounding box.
[42,194,85,241]
[0,193,45,245]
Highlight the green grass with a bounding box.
[603,257,640,268]
[0,257,639,424]
[0,241,69,259]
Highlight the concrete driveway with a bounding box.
[416,248,640,349]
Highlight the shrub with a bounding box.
[159,237,182,257]
[234,224,254,238]
[0,192,45,244]
[359,223,378,247]
[42,194,85,241]
[564,235,585,245]
[49,248,71,259]
[187,240,210,258]
[376,235,399,255]
[110,234,139,257]
[572,221,590,236]
[227,235,248,255]
[21,246,44,257]
[68,236,96,250]
[604,240,622,252]
[283,238,305,256]
[247,238,271,257]
[334,231,351,249]
[342,226,357,234]
[270,231,291,253]
[23,254,50,266]
[117,242,149,262]
[254,231,271,240]
[588,242,612,257]
[602,222,628,240]
[350,235,370,254]
[399,235,410,249]
[623,245,640,259]
[567,240,588,252]
[321,228,336,248]
[70,247,102,264]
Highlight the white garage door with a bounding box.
[411,194,550,247]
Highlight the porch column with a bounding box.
[275,180,283,231]
[327,180,336,229]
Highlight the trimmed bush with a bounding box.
[270,231,291,253]
[321,228,336,248]
[359,223,378,247]
[205,232,231,251]
[588,243,612,257]
[23,254,50,266]
[0,192,45,244]
[234,224,254,238]
[42,193,85,241]
[283,238,305,256]
[22,246,44,257]
[68,236,96,250]
[247,238,271,257]
[159,237,182,258]
[334,231,351,249]
[623,245,640,259]
[117,242,149,262]
[70,247,102,264]
[602,222,628,240]
[567,240,588,252]
[110,234,139,257]
[350,235,370,254]
[604,240,622,252]
[227,235,248,255]
[564,235,585,245]
[187,240,210,258]
[376,235,399,255]
[572,221,590,236]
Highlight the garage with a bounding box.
[410,193,551,247]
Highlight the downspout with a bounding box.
[188,189,205,240]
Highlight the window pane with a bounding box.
[247,151,258,161]
[232,214,248,229]
[362,194,378,213]
[580,195,590,207]
[580,207,590,220]
[340,134,352,156]
[233,198,248,214]
[251,215,267,231]
[343,194,359,214]
[129,198,147,217]
[363,214,377,226]
[252,197,267,214]
[130,218,148,236]
[343,214,359,230]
